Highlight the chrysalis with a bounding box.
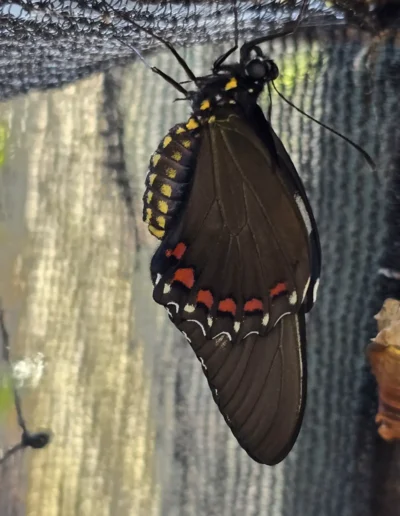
[367,298,400,441]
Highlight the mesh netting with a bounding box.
[0,0,344,100]
[0,2,400,516]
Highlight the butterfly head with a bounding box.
[241,45,279,83]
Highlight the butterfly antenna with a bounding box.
[267,82,273,120]
[240,0,309,58]
[234,0,239,48]
[102,2,197,91]
[0,304,50,466]
[295,0,309,32]
[272,82,376,171]
[212,0,240,72]
[113,35,152,69]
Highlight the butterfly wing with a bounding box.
[249,104,321,312]
[152,108,314,341]
[178,309,306,466]
[149,108,318,464]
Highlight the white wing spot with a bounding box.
[234,321,241,333]
[378,267,400,280]
[182,331,191,343]
[243,330,259,339]
[212,331,232,341]
[187,319,206,336]
[167,301,179,314]
[273,311,291,327]
[302,277,311,303]
[184,304,196,313]
[313,279,320,303]
[289,291,298,305]
[155,273,162,285]
[262,313,269,326]
[294,193,312,235]
[163,283,171,294]
[207,316,213,327]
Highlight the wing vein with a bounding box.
[220,126,296,277]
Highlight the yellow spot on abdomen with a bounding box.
[158,200,168,214]
[200,100,210,110]
[166,168,177,178]
[145,208,152,223]
[182,140,191,149]
[163,136,172,148]
[176,126,186,134]
[152,153,161,166]
[148,173,156,185]
[156,216,166,228]
[186,118,199,130]
[225,77,237,90]
[160,184,172,197]
[149,225,165,239]
[208,116,216,124]
[146,191,153,203]
[172,151,182,161]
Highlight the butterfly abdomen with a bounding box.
[143,120,201,240]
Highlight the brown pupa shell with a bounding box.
[367,299,400,441]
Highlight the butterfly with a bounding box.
[140,23,321,465]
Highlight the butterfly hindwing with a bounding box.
[178,309,306,465]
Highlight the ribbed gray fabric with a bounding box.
[0,5,398,516]
[116,33,391,516]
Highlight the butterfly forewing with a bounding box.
[152,108,312,341]
[250,105,321,312]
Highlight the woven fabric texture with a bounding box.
[0,2,399,516]
[0,0,335,101]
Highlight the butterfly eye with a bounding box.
[246,59,267,79]
[245,59,279,81]
[265,60,279,81]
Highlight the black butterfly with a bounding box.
[139,23,321,466]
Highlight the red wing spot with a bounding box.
[244,298,263,312]
[165,242,186,259]
[270,282,288,298]
[218,298,237,315]
[173,268,195,289]
[172,242,186,259]
[197,290,213,309]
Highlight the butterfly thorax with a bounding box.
[190,55,279,120]
[190,75,263,119]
